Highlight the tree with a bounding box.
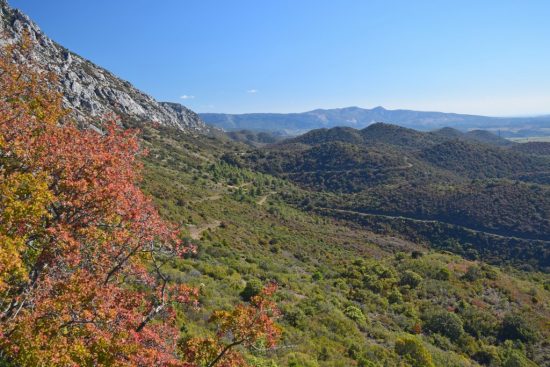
[0,37,199,366]
[343,305,367,325]
[182,283,282,367]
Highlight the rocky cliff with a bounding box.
[0,0,209,132]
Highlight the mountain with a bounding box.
[0,0,208,132]
[142,119,550,367]
[296,123,513,150]
[227,124,550,265]
[201,106,550,136]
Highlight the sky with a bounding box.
[9,0,550,116]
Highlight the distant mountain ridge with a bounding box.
[291,123,514,148]
[201,106,550,137]
[0,0,208,132]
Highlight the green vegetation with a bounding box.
[227,124,550,269]
[395,336,434,367]
[135,122,550,366]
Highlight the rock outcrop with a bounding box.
[0,0,209,132]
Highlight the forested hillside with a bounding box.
[139,122,550,367]
[1,4,550,367]
[229,125,550,269]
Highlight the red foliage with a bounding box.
[182,283,282,367]
[0,39,198,366]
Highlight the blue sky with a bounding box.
[9,0,550,116]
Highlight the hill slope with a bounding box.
[0,0,208,132]
[230,124,550,265]
[140,123,550,367]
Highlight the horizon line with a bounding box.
[192,105,550,119]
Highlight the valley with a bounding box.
[137,122,550,366]
[1,1,549,366]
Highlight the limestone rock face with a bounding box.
[0,0,209,133]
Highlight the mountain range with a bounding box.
[4,0,548,140]
[201,106,550,137]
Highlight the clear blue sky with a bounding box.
[9,0,550,116]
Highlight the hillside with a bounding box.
[141,123,550,367]
[2,2,550,367]
[512,142,550,156]
[0,0,208,132]
[225,129,286,146]
[231,124,550,267]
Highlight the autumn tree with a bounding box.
[182,283,282,367]
[0,36,199,366]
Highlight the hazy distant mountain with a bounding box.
[0,0,208,132]
[201,106,550,137]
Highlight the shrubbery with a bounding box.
[395,335,434,367]
[423,310,464,341]
[498,314,536,343]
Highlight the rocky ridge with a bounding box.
[0,0,208,132]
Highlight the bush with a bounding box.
[240,278,263,301]
[433,267,451,281]
[462,265,483,281]
[424,310,464,341]
[395,335,434,367]
[498,314,536,343]
[472,346,500,366]
[502,350,537,367]
[284,308,307,329]
[388,289,403,304]
[400,270,423,288]
[460,306,498,339]
[312,271,323,281]
[344,305,367,324]
[287,352,320,367]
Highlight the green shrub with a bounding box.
[502,350,537,367]
[462,265,483,281]
[287,352,320,367]
[424,310,464,341]
[240,278,263,301]
[344,305,367,324]
[395,252,407,261]
[284,307,307,329]
[400,270,423,288]
[394,335,434,367]
[433,267,451,281]
[472,346,501,366]
[312,270,323,281]
[498,314,536,343]
[460,306,498,339]
[388,289,403,304]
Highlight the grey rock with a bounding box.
[0,0,209,133]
